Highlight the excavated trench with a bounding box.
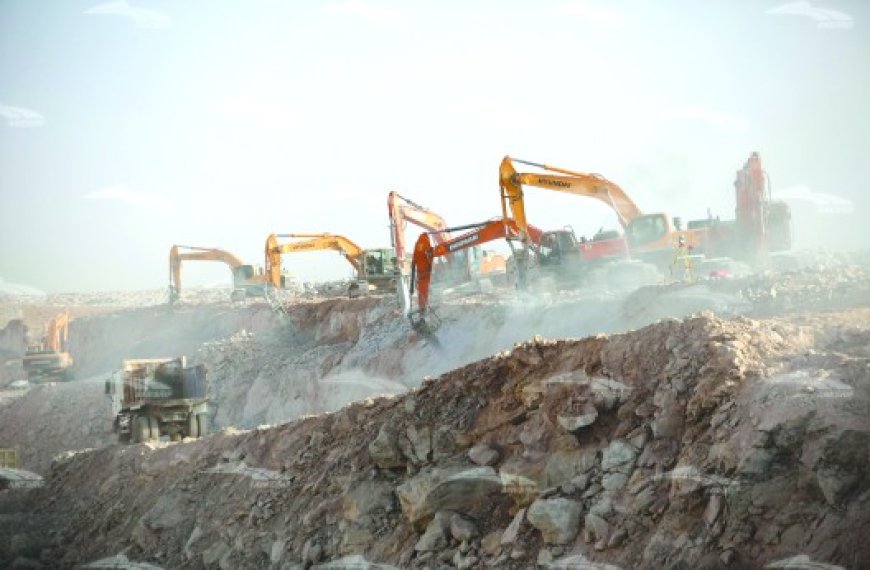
[0,263,868,568]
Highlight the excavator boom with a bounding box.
[500,156,643,241]
[169,245,259,303]
[265,233,365,288]
[388,191,451,269]
[410,218,526,319]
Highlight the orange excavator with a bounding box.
[408,218,538,334]
[22,311,74,382]
[388,191,507,282]
[499,154,791,271]
[169,245,267,304]
[499,156,703,268]
[265,233,398,297]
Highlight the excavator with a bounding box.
[388,191,508,307]
[22,311,74,382]
[499,156,703,268]
[727,152,792,260]
[407,218,542,336]
[169,245,268,304]
[499,154,791,283]
[265,233,399,298]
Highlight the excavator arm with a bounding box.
[45,311,70,352]
[409,218,527,321]
[169,245,248,302]
[388,191,451,270]
[265,233,365,288]
[499,156,643,240]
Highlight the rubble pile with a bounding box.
[12,310,868,568]
[0,379,115,474]
[621,264,870,326]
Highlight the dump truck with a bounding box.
[106,357,210,444]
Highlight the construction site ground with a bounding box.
[1,255,869,569]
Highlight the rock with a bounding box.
[704,494,723,527]
[584,512,611,543]
[537,548,554,566]
[527,498,583,545]
[457,555,478,569]
[184,525,203,560]
[450,513,478,542]
[607,528,627,548]
[468,443,500,466]
[142,493,185,530]
[369,425,404,469]
[415,511,451,552]
[343,481,395,522]
[399,425,432,465]
[501,508,526,545]
[302,539,323,564]
[341,527,374,554]
[270,539,286,564]
[601,472,629,492]
[544,450,597,487]
[736,447,775,476]
[481,531,502,556]
[510,548,526,560]
[651,412,683,440]
[396,467,502,527]
[601,440,638,473]
[556,404,598,432]
[500,471,540,506]
[202,541,230,567]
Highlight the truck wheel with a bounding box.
[148,416,160,441]
[196,413,209,437]
[133,416,150,443]
[186,413,199,438]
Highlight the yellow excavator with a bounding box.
[22,311,74,382]
[265,233,399,298]
[169,245,268,304]
[499,156,717,285]
[499,156,709,262]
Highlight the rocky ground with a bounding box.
[0,258,868,568]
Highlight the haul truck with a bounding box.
[106,357,210,444]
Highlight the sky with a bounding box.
[1,0,868,292]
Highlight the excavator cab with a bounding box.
[625,214,670,249]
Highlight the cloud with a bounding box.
[664,105,751,133]
[84,0,171,29]
[0,101,45,127]
[766,1,853,30]
[326,0,404,26]
[84,185,172,210]
[557,0,625,26]
[773,184,854,214]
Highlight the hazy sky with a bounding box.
[1,0,868,292]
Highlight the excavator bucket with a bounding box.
[408,310,442,348]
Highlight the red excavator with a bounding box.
[407,218,540,335]
[388,191,507,282]
[713,152,792,262]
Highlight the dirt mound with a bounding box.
[10,310,867,569]
[0,377,116,475]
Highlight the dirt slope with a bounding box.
[8,308,867,569]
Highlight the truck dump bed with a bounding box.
[120,357,207,405]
